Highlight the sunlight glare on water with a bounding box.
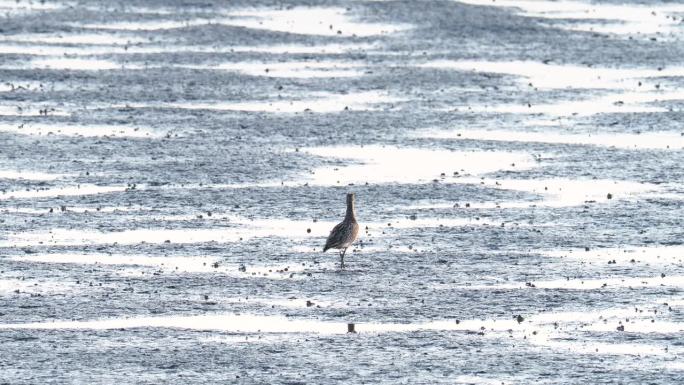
[0,0,64,14]
[0,212,508,249]
[421,129,684,150]
[4,306,679,341]
[12,253,223,273]
[0,170,69,181]
[455,0,684,36]
[407,178,664,208]
[217,7,411,37]
[207,60,363,78]
[419,60,684,90]
[422,59,684,116]
[545,245,684,265]
[229,43,373,54]
[467,94,672,116]
[0,228,244,247]
[156,91,402,113]
[0,314,347,333]
[0,185,127,201]
[460,275,684,290]
[301,145,537,185]
[0,32,146,45]
[0,122,160,138]
[28,58,124,71]
[0,42,371,56]
[0,313,522,334]
[476,178,659,207]
[75,7,411,37]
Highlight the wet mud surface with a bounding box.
[1,0,684,383]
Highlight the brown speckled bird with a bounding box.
[323,193,359,268]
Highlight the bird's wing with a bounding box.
[323,221,346,251]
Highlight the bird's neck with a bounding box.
[345,199,356,222]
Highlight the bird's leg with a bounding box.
[339,247,347,268]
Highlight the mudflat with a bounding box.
[1,1,684,384]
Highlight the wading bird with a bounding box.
[323,193,359,268]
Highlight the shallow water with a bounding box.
[457,0,684,37]
[0,122,160,138]
[301,145,537,185]
[74,7,410,36]
[1,1,684,384]
[419,60,684,90]
[420,128,684,150]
